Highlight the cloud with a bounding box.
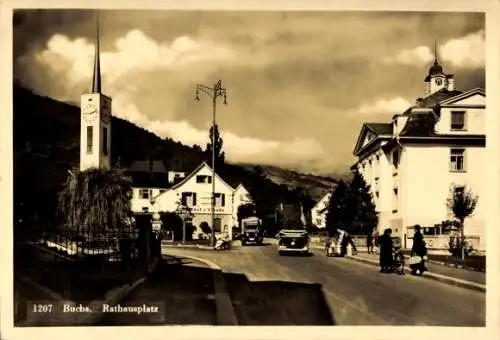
[386,46,434,67]
[440,30,485,68]
[357,97,412,116]
[385,30,485,69]
[35,30,235,85]
[33,30,326,168]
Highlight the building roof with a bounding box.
[169,161,235,192]
[364,123,393,136]
[128,172,173,189]
[127,160,168,173]
[401,88,463,116]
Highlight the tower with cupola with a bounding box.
[80,13,112,171]
[424,40,455,97]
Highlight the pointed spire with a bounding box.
[433,39,439,65]
[91,10,101,93]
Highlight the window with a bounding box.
[140,189,150,199]
[454,186,465,197]
[102,127,108,155]
[376,155,380,164]
[86,126,93,154]
[450,148,466,172]
[142,207,149,213]
[392,188,398,213]
[392,149,400,170]
[450,111,466,131]
[181,192,197,207]
[159,189,166,194]
[196,175,212,184]
[436,78,443,86]
[215,193,226,207]
[375,191,379,198]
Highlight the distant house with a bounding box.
[232,184,253,226]
[310,191,332,229]
[127,159,187,214]
[146,162,253,239]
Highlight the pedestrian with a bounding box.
[411,225,426,257]
[378,228,393,273]
[367,231,374,254]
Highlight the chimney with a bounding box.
[446,75,455,91]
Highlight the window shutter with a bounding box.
[222,194,225,206]
[193,192,197,206]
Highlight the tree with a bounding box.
[325,180,349,236]
[58,167,133,236]
[237,203,257,226]
[344,171,378,235]
[205,124,225,165]
[446,184,478,260]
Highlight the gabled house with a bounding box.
[310,191,332,229]
[232,183,253,226]
[351,53,486,250]
[147,162,253,239]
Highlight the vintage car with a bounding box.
[277,229,309,255]
[240,216,263,246]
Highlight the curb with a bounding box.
[16,258,159,325]
[168,254,238,326]
[311,244,486,272]
[345,255,486,293]
[162,243,214,250]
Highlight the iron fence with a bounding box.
[14,216,160,301]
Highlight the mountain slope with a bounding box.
[13,85,338,223]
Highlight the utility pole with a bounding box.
[195,80,227,247]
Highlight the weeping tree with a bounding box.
[58,167,133,237]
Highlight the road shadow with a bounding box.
[239,242,272,247]
[222,272,335,325]
[279,252,314,257]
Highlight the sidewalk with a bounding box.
[349,251,485,292]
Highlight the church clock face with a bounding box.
[82,102,97,124]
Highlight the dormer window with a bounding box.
[450,111,466,131]
[196,175,212,184]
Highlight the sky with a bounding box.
[13,10,485,176]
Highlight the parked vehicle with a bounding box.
[277,229,309,256]
[241,216,263,246]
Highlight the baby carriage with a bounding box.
[391,247,405,275]
[325,237,342,257]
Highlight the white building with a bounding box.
[140,162,253,239]
[310,191,332,229]
[351,53,486,250]
[79,24,112,172]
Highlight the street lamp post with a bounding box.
[195,80,227,247]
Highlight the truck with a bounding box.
[240,216,263,246]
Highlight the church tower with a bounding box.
[80,12,112,171]
[424,40,455,97]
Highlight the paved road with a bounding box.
[164,239,485,326]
